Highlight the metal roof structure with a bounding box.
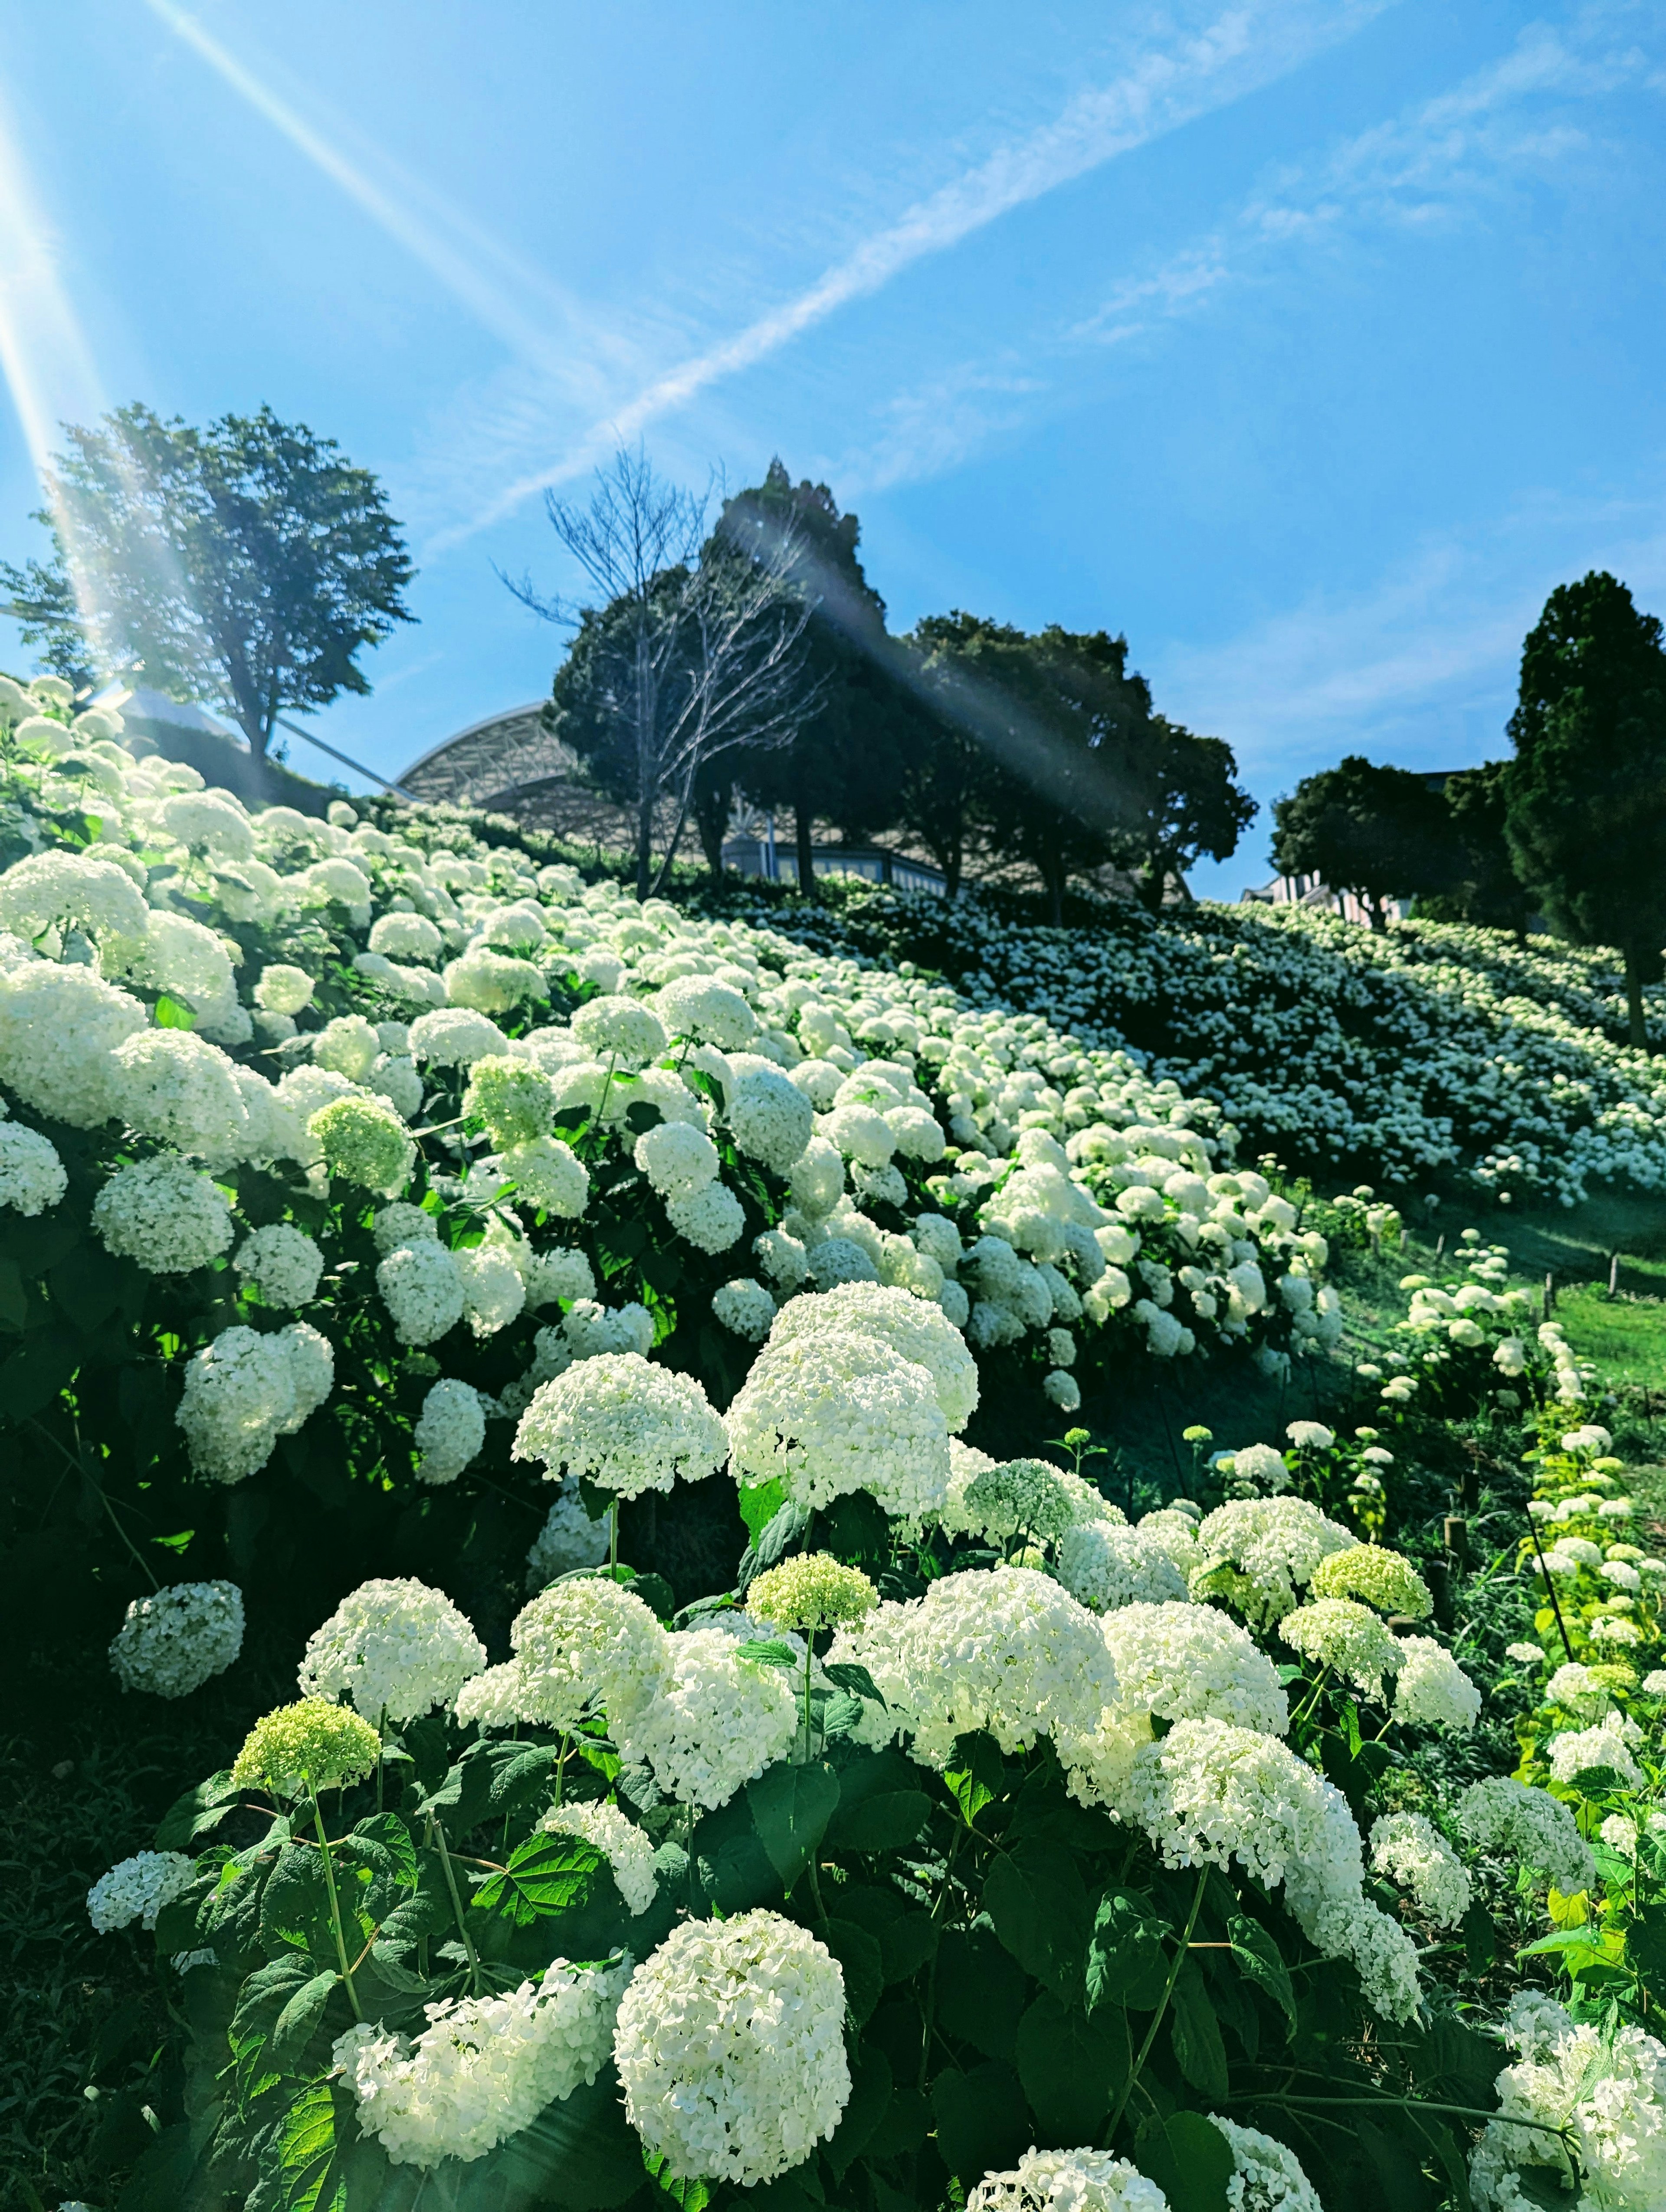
[398,701,576,811]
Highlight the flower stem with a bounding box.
[1104,1865,1208,2144]
[308,1782,364,2021]
[430,1812,484,1996]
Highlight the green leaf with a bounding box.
[738,1478,787,1544]
[116,2120,200,2212]
[271,2079,356,2212]
[879,1911,938,1984]
[822,1915,885,2026]
[644,2150,711,2212]
[155,1770,240,1851]
[930,2060,1030,2184]
[472,1834,607,1926]
[823,1662,885,1705]
[1227,1914,1297,2039]
[985,1843,1089,2006]
[824,2048,892,2181]
[271,1971,338,2065]
[735,1637,800,1671]
[1086,1888,1171,2013]
[1134,2113,1233,2212]
[340,1813,418,1892]
[259,1844,335,1953]
[824,1748,931,1854]
[1168,1961,1230,2101]
[491,2064,650,2207]
[945,1731,1004,1827]
[933,1927,1028,2061]
[0,1257,26,1331]
[1015,1991,1129,2146]
[747,1760,840,1886]
[154,993,197,1029]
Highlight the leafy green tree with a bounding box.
[1270,755,1453,930]
[1505,571,1666,1050]
[898,619,1007,897]
[713,462,925,895]
[0,404,414,756]
[916,615,1153,922]
[1417,762,1534,939]
[1128,716,1257,912]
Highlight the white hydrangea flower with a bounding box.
[615,1912,850,2186]
[1101,1601,1288,1735]
[514,1351,725,1500]
[1369,1811,1472,1928]
[377,1239,466,1345]
[571,994,666,1068]
[525,1475,610,1590]
[1191,1498,1358,1627]
[413,1378,486,1484]
[635,1118,720,1200]
[1057,1522,1189,1612]
[712,1277,776,1339]
[726,1067,814,1174]
[233,1223,324,1308]
[1469,1993,1666,2212]
[725,1327,950,1520]
[455,1660,528,1732]
[655,974,757,1049]
[1390,1636,1482,1732]
[967,2147,1170,2212]
[253,962,315,1016]
[0,963,148,1125]
[665,1179,747,1253]
[766,1279,978,1432]
[93,1154,236,1274]
[1457,1777,1595,1892]
[0,1121,67,1214]
[109,1580,245,1698]
[617,1626,798,1809]
[1546,1710,1642,1790]
[1279,1598,1405,1700]
[335,1960,629,2168]
[408,1006,511,1067]
[454,1241,526,1337]
[1207,2116,1325,2212]
[87,1850,196,1933]
[298,1577,485,1722]
[540,1800,659,1914]
[512,1577,672,1734]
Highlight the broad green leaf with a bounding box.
[933,1926,1027,2061]
[270,1971,338,2065]
[735,1637,800,1671]
[472,1833,607,1926]
[945,1732,1004,1827]
[1134,2113,1233,2212]
[1086,1889,1171,2013]
[1227,1914,1297,2039]
[747,1760,840,1885]
[155,1770,240,1852]
[985,1843,1089,2005]
[738,1478,787,1544]
[154,993,196,1029]
[341,1813,418,1891]
[929,2060,1030,2184]
[1168,1960,1230,2101]
[821,1915,884,2026]
[643,2149,711,2212]
[490,2063,650,2208]
[272,2079,355,2212]
[1015,1991,1129,2145]
[823,1661,885,1705]
[259,1844,334,1953]
[823,2048,893,2181]
[824,1748,931,1854]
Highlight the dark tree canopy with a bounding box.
[1417,761,1534,938]
[1504,570,1666,1050]
[0,403,414,757]
[1129,715,1257,912]
[711,461,927,893]
[1270,754,1454,930]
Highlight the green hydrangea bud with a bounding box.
[232,1698,381,1796]
[748,1553,877,1634]
[463,1054,554,1149]
[308,1096,416,1194]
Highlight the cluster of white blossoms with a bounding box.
[510,1577,671,1735]
[780,876,1666,1202]
[1368,1811,1473,1928]
[538,1800,660,1915]
[726,1326,951,1521]
[1457,1777,1596,1894]
[613,1911,850,2186]
[967,2147,1171,2212]
[86,1850,195,1933]
[108,1579,245,1698]
[1190,1497,1358,1627]
[524,1475,610,1589]
[1101,1601,1289,1737]
[175,1322,334,1483]
[0,1117,67,1214]
[616,1626,800,1810]
[334,1960,630,2168]
[297,1577,486,1723]
[412,1376,487,1484]
[1470,1992,1666,2212]
[514,1351,728,1500]
[232,1222,325,1308]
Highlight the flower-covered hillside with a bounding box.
[756,883,1666,1205]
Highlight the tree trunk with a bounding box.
[1366,895,1387,933]
[1043,857,1065,926]
[794,779,816,900]
[693,775,730,879]
[944,838,962,901]
[1625,951,1651,1053]
[1140,847,1166,914]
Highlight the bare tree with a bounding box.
[505,449,817,898]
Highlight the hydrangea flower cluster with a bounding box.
[616,1626,799,1809]
[231,1698,383,1797]
[297,1577,486,1722]
[108,1579,245,1698]
[538,1800,659,1914]
[514,1351,727,1500]
[613,1911,850,2185]
[87,1850,196,1933]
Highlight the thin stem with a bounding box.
[609,1500,619,1578]
[1242,2093,1574,2143]
[1104,1866,1208,2144]
[1527,1515,1578,1662]
[430,1812,484,1996]
[29,1421,161,1591]
[308,1782,364,2020]
[801,1633,816,1761]
[1289,1666,1333,1732]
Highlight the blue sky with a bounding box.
[1,0,1663,895]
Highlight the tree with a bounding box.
[889,621,1002,899]
[1270,756,1454,930]
[910,615,1153,922]
[515,450,813,900]
[0,404,414,756]
[1505,571,1666,1050]
[1416,761,1534,938]
[1126,715,1257,912]
[712,462,924,896]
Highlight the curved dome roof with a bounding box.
[398,701,574,810]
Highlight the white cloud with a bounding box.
[419,0,1388,549]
